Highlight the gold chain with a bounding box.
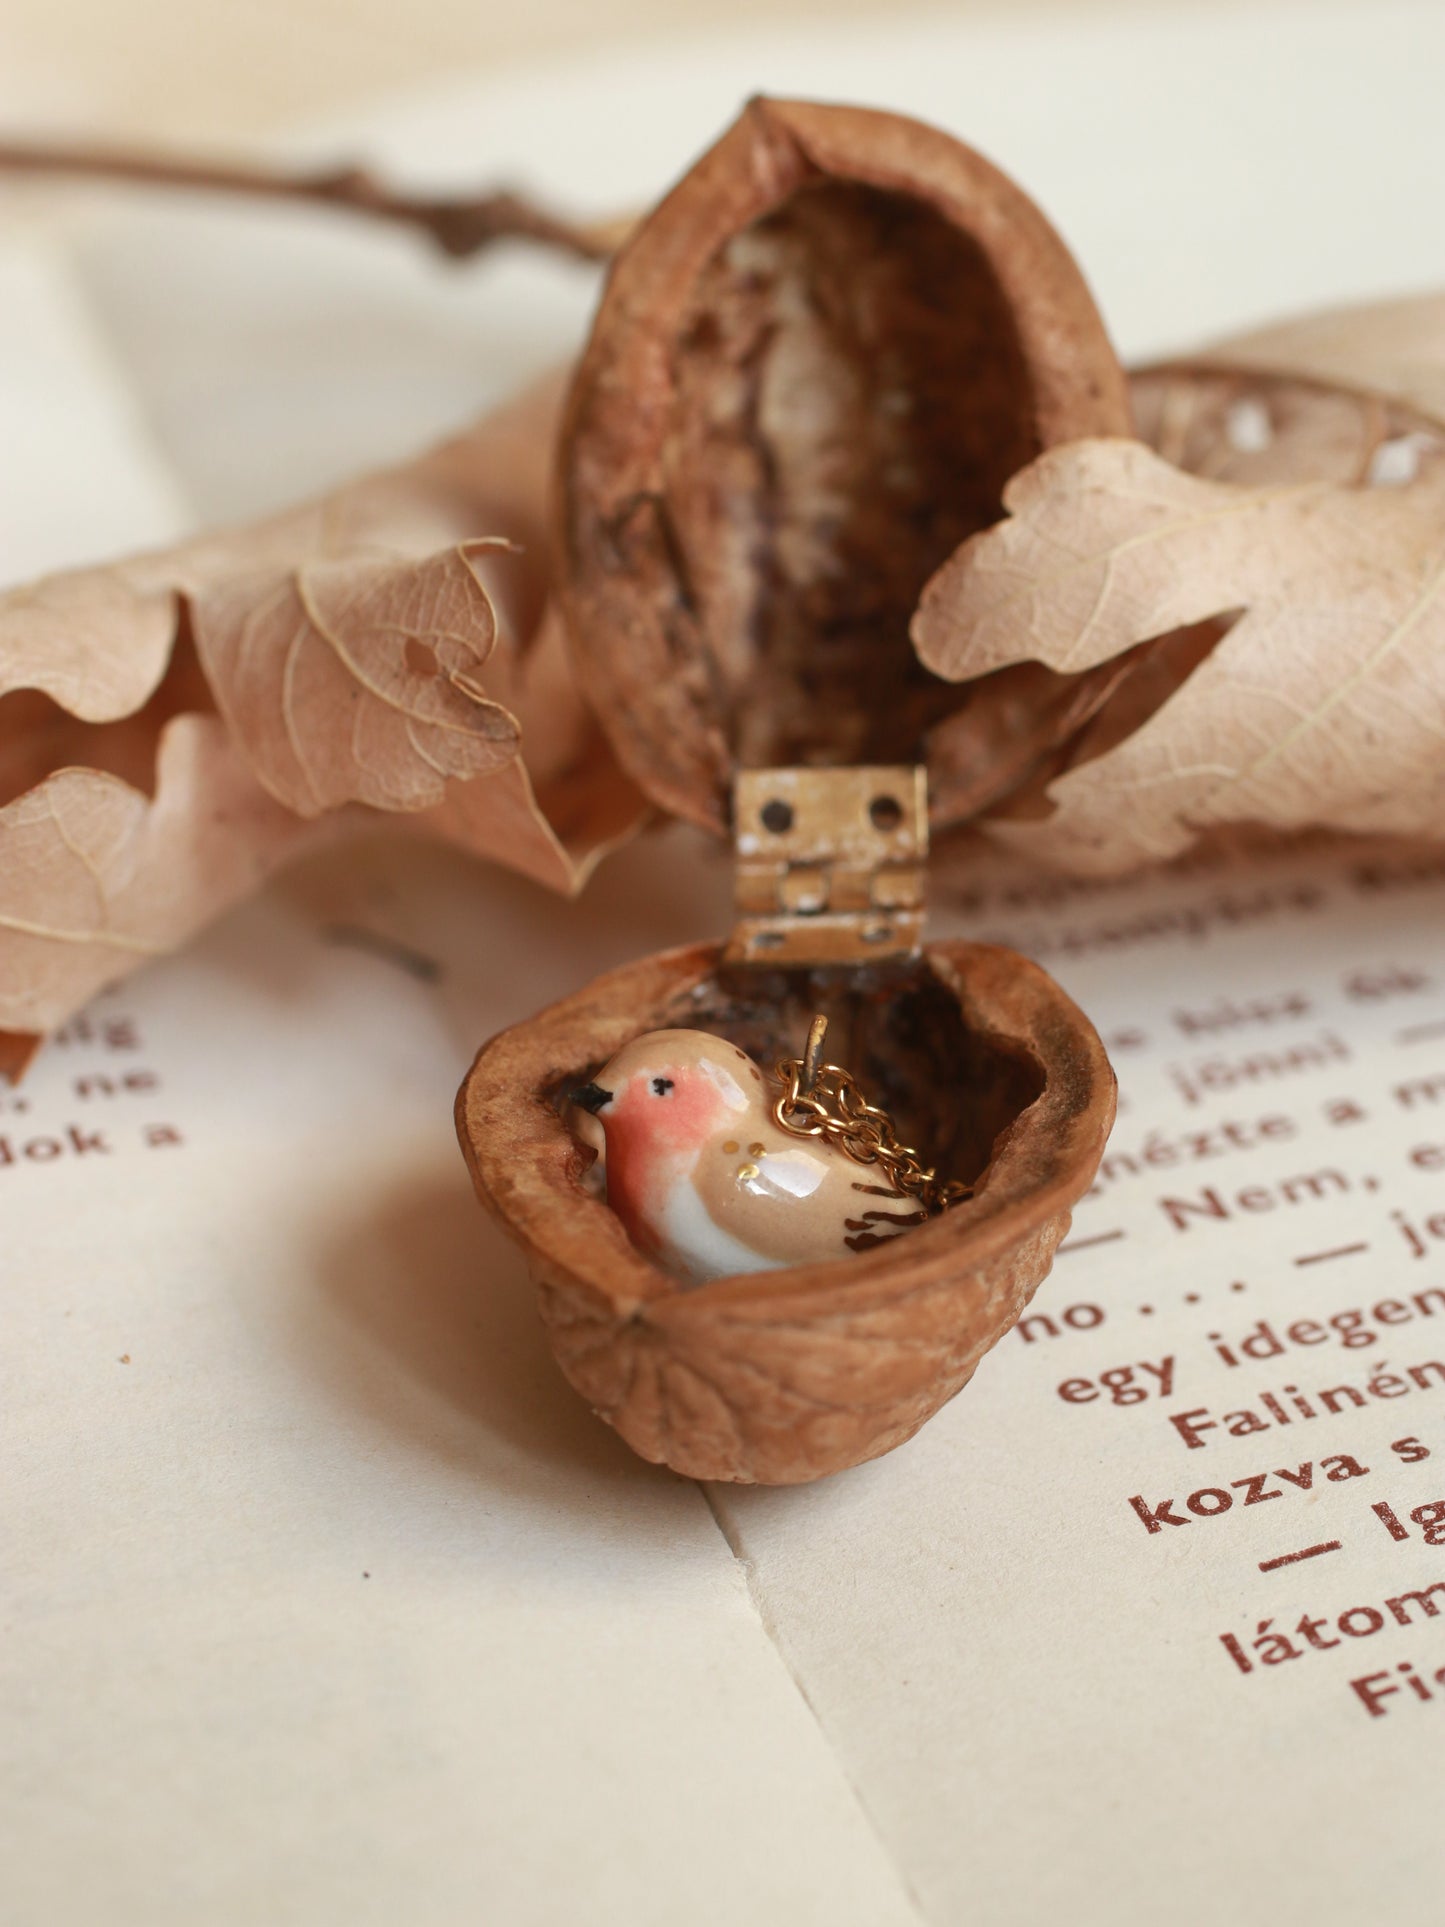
[771,1016,969,1215]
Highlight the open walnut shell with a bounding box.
[458,100,1121,1481]
[457,941,1114,1484]
[556,96,1131,836]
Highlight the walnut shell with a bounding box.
[555,96,1131,838]
[456,940,1115,1483]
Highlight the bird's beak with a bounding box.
[569,1081,613,1115]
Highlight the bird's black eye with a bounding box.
[651,1076,674,1097]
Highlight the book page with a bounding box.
[714,837,1445,1923]
[0,237,188,578]
[0,240,918,1927]
[7,7,1445,1917]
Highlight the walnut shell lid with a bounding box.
[554,96,1132,839]
[456,941,1116,1484]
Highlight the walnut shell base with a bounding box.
[456,941,1115,1484]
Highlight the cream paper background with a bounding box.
[5,6,1445,1922]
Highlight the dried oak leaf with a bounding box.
[1186,290,1445,431]
[1132,363,1401,490]
[933,294,1445,840]
[913,435,1445,873]
[0,376,647,1058]
[191,541,519,815]
[0,715,321,1064]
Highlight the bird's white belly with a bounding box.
[661,1170,778,1284]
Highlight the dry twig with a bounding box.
[0,136,630,262]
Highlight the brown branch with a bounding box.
[0,136,633,263]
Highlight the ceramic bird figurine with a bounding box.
[569,1027,930,1286]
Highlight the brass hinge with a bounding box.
[725,765,928,968]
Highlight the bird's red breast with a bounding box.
[601,1064,731,1259]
